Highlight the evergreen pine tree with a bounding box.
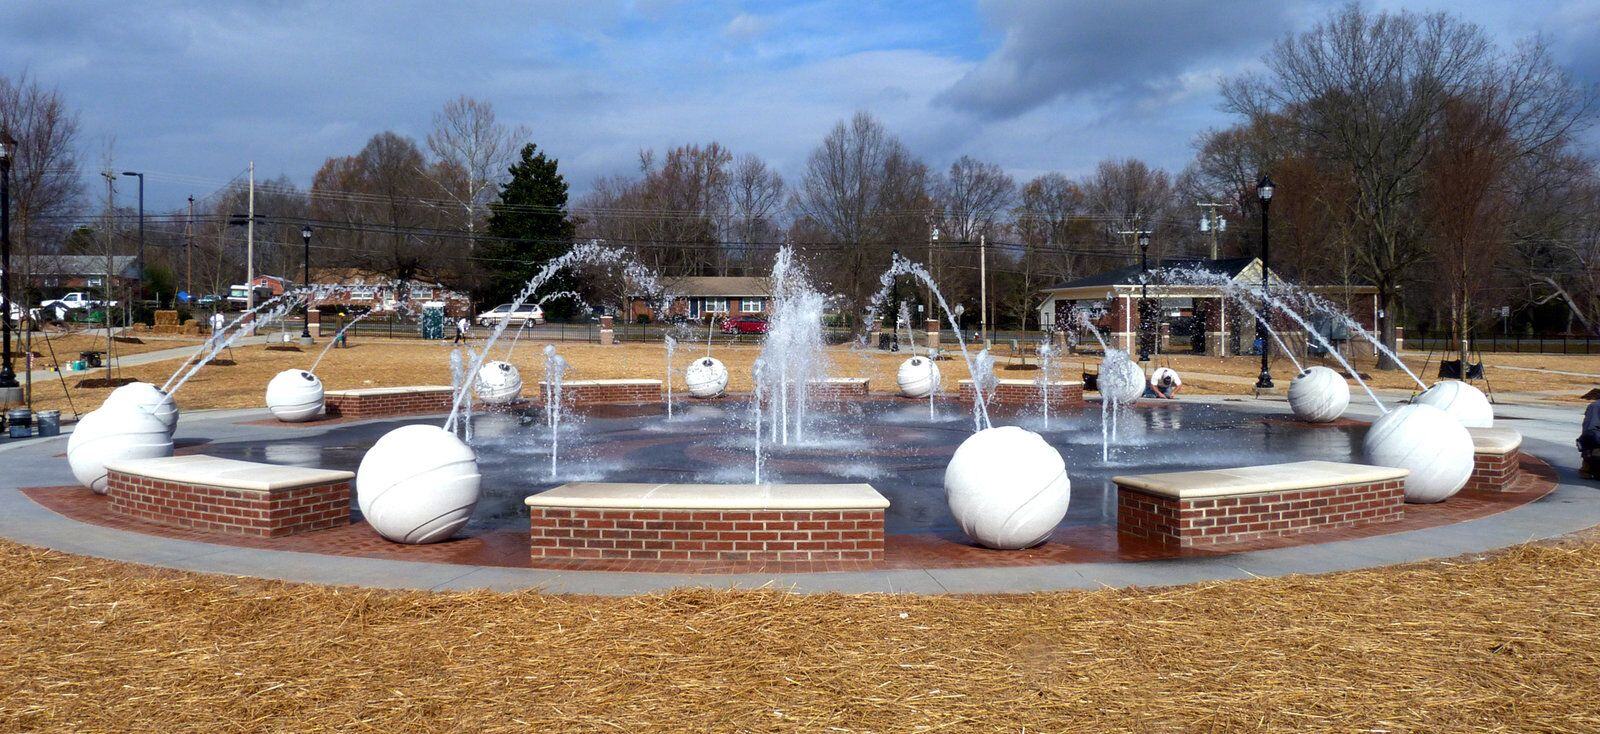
[481,143,576,313]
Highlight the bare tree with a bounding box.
[426,96,529,255]
[0,72,82,311]
[727,154,786,273]
[793,111,931,321]
[934,155,1014,243]
[1082,158,1177,257]
[1223,4,1498,367]
[311,132,459,289]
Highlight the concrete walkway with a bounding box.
[1,394,1595,595]
[21,335,274,384]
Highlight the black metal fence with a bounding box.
[1406,333,1600,355]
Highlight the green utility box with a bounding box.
[420,302,446,340]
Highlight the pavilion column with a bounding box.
[1202,297,1229,357]
[925,318,940,351]
[307,303,321,338]
[599,315,615,346]
[1109,294,1138,354]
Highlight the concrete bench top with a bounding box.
[1468,427,1523,454]
[106,455,355,492]
[324,385,453,397]
[1113,460,1409,500]
[526,482,890,511]
[959,378,1084,387]
[538,379,662,387]
[809,377,868,384]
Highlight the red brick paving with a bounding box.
[18,455,1557,574]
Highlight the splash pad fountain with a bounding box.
[37,243,1554,581]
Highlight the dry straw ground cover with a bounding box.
[3,537,1599,731]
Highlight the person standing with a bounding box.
[454,316,470,344]
[209,310,226,346]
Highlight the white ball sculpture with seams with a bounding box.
[1287,366,1351,423]
[944,426,1071,549]
[264,369,325,422]
[66,404,174,494]
[357,424,482,544]
[1098,355,1146,405]
[1362,403,1474,503]
[684,356,729,398]
[1412,380,1493,428]
[103,381,179,437]
[896,356,941,398]
[474,360,523,405]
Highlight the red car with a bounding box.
[720,315,768,334]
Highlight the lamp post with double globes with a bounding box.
[1137,231,1152,362]
[1254,175,1275,390]
[0,128,20,400]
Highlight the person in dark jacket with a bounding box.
[1580,398,1600,479]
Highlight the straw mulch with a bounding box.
[2,536,1598,732]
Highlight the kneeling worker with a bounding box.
[1149,366,1182,399]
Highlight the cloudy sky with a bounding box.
[4,0,1598,211]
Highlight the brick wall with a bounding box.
[1467,449,1522,492]
[107,470,350,537]
[535,381,662,406]
[1116,479,1405,547]
[959,380,1085,408]
[324,388,454,418]
[529,507,884,571]
[807,379,869,400]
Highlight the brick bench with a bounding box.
[1114,461,1408,547]
[1466,427,1523,492]
[525,482,889,571]
[106,455,353,537]
[536,379,662,406]
[807,377,870,400]
[324,386,454,418]
[959,378,1085,408]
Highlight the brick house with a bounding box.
[629,276,771,322]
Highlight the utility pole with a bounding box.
[979,233,988,347]
[185,195,194,297]
[100,171,116,381]
[246,161,255,330]
[1197,202,1227,259]
[927,222,938,313]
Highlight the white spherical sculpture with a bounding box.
[474,360,523,405]
[1287,366,1351,423]
[1098,356,1145,405]
[356,425,482,544]
[66,405,174,494]
[265,369,325,422]
[896,356,941,398]
[1362,403,1474,503]
[103,381,179,437]
[1413,380,1493,428]
[944,426,1071,549]
[684,357,729,398]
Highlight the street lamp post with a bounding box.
[1255,175,1275,389]
[120,172,144,309]
[0,129,19,398]
[300,225,313,341]
[1137,231,1151,362]
[890,248,901,352]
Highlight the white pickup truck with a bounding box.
[39,292,116,313]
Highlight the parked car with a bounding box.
[40,292,114,312]
[720,315,768,334]
[476,303,545,327]
[197,294,224,307]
